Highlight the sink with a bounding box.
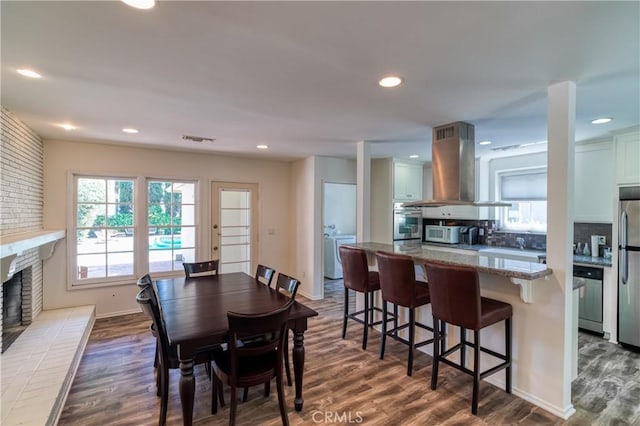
[478,247,544,262]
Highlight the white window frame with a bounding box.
[496,167,548,233]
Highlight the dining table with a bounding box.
[155,272,319,426]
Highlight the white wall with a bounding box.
[323,183,356,236]
[43,139,293,317]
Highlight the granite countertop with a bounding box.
[421,242,613,268]
[350,241,552,281]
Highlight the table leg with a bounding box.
[179,357,195,426]
[292,331,305,411]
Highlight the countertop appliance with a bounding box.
[460,226,478,245]
[324,234,356,279]
[574,265,604,335]
[618,186,640,349]
[393,202,422,242]
[424,225,461,244]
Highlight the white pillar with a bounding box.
[356,141,371,242]
[546,80,576,417]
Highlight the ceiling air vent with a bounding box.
[182,135,215,143]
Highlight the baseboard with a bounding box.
[95,307,142,319]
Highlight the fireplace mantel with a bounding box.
[1,230,66,282]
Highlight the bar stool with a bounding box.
[339,246,390,350]
[423,260,512,415]
[376,251,433,376]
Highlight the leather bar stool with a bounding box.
[423,260,512,415]
[376,251,433,376]
[339,246,390,350]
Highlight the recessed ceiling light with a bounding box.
[479,140,492,146]
[121,0,155,9]
[17,69,42,79]
[591,117,612,124]
[256,145,269,150]
[378,75,404,88]
[122,128,139,134]
[409,154,419,159]
[59,123,76,131]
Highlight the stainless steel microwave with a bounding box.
[424,225,461,244]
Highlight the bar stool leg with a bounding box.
[369,292,375,328]
[393,304,399,337]
[379,302,388,360]
[407,308,415,376]
[363,291,369,350]
[431,316,440,390]
[506,317,512,394]
[342,288,349,339]
[460,327,467,369]
[472,329,481,415]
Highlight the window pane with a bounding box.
[77,204,106,227]
[221,191,250,208]
[107,253,133,276]
[500,201,547,232]
[179,205,195,226]
[221,235,250,245]
[178,183,195,204]
[77,231,105,254]
[220,243,250,264]
[77,254,106,279]
[501,172,547,201]
[179,248,196,263]
[221,209,250,227]
[149,250,174,273]
[220,226,250,237]
[221,261,250,274]
[77,178,106,202]
[177,227,195,248]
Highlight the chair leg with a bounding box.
[431,316,440,390]
[284,331,292,386]
[230,384,238,425]
[159,365,169,425]
[506,317,512,394]
[264,381,270,397]
[242,387,249,403]
[276,373,289,426]
[154,341,159,368]
[379,301,388,360]
[407,308,415,376]
[472,329,481,415]
[219,379,225,407]
[363,291,369,350]
[460,327,467,369]
[211,375,218,414]
[342,288,349,339]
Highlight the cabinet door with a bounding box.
[393,161,423,200]
[574,141,614,222]
[404,163,423,200]
[615,132,640,184]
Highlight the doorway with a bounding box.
[322,182,356,299]
[210,182,258,274]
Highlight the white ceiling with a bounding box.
[2,1,639,161]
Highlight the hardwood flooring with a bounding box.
[58,280,639,425]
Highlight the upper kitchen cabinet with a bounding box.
[393,160,423,201]
[574,140,615,223]
[615,130,640,185]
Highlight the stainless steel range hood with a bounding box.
[402,121,510,208]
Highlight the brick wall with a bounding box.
[1,107,45,346]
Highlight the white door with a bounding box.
[211,182,258,274]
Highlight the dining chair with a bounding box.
[211,300,294,426]
[183,259,219,278]
[376,251,434,376]
[255,264,276,287]
[136,274,159,370]
[423,260,512,415]
[136,285,222,425]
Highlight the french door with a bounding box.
[210,182,258,274]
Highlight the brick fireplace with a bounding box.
[2,268,32,352]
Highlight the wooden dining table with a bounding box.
[155,272,318,426]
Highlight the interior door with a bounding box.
[210,182,258,274]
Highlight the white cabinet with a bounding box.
[393,160,423,201]
[574,140,614,222]
[422,205,488,220]
[615,131,640,184]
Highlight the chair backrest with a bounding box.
[183,260,219,278]
[136,273,153,289]
[255,264,276,287]
[227,300,294,383]
[423,260,482,330]
[274,273,300,300]
[339,246,372,292]
[136,285,171,366]
[375,251,420,307]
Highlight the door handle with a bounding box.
[213,246,218,251]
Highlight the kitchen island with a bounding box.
[345,241,575,419]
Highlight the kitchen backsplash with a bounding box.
[574,222,612,256]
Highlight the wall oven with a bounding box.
[393,203,422,242]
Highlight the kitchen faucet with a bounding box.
[516,237,526,250]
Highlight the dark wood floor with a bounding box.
[58,279,639,425]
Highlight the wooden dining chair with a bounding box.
[136,285,222,425]
[183,259,219,278]
[255,264,276,287]
[211,300,294,426]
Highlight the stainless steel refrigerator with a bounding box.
[618,186,640,348]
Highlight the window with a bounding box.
[75,177,135,284]
[498,169,547,233]
[147,180,196,273]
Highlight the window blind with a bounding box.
[500,171,547,201]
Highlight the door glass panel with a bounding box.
[219,189,251,274]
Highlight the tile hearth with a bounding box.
[1,305,94,426]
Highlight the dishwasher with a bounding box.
[574,265,604,335]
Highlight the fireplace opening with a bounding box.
[2,270,28,353]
